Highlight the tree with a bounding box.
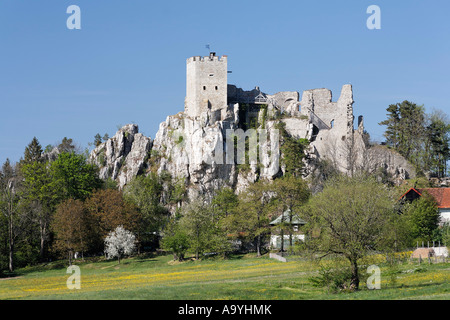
[123,173,169,251]
[304,175,397,291]
[50,152,102,201]
[84,189,141,251]
[210,187,239,257]
[379,102,450,177]
[379,101,426,163]
[277,122,309,177]
[57,137,76,154]
[94,133,103,147]
[21,160,56,261]
[104,226,136,264]
[0,160,27,272]
[270,175,310,252]
[400,193,440,245]
[20,137,59,261]
[102,133,110,142]
[211,187,239,219]
[178,197,214,260]
[235,181,272,256]
[161,218,190,261]
[52,199,94,265]
[22,137,43,164]
[424,110,450,178]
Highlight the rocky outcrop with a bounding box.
[89,85,416,201]
[365,145,416,182]
[150,111,280,200]
[89,124,152,188]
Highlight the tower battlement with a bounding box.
[187,54,227,63]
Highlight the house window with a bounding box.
[215,86,218,90]
[203,86,206,90]
[293,225,299,232]
[209,74,214,77]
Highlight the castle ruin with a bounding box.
[89,52,416,197]
[184,52,367,175]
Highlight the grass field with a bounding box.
[1,253,449,300]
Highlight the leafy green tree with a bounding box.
[400,193,440,245]
[270,175,310,252]
[123,173,169,252]
[19,136,59,261]
[277,122,309,177]
[178,197,214,260]
[50,152,102,201]
[304,175,397,291]
[161,218,190,261]
[21,160,57,261]
[234,181,272,256]
[44,144,53,153]
[210,187,239,257]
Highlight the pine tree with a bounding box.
[23,137,43,164]
[94,133,102,147]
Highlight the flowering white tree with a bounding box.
[104,226,136,264]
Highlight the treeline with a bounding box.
[379,101,450,178]
[162,176,310,261]
[0,137,181,273]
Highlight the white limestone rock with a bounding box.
[89,124,152,188]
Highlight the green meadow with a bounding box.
[1,253,449,300]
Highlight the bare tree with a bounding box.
[0,160,27,272]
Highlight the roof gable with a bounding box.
[399,188,422,201]
[270,209,307,225]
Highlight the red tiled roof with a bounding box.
[416,188,450,209]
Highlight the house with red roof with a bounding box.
[400,188,450,224]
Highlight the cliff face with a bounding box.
[150,110,280,201]
[89,85,416,203]
[89,124,152,188]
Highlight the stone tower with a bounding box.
[185,52,228,121]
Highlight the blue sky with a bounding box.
[1,0,449,165]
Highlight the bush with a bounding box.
[309,264,354,293]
